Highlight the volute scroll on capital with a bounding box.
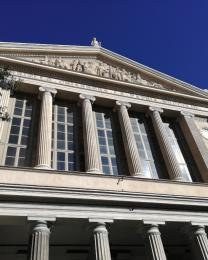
[39,86,57,96]
[148,106,164,114]
[79,93,96,104]
[180,110,195,118]
[115,100,131,110]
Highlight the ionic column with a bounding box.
[36,87,57,169]
[93,222,112,260]
[29,221,51,260]
[189,225,208,260]
[145,224,167,260]
[0,88,11,140]
[79,94,102,174]
[116,101,143,176]
[149,107,185,181]
[179,111,208,182]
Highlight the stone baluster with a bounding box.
[189,225,208,260]
[36,86,57,169]
[145,224,167,260]
[93,222,112,260]
[179,111,208,182]
[79,94,102,174]
[149,107,185,181]
[29,220,51,260]
[0,88,10,140]
[116,101,144,177]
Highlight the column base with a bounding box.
[131,172,147,178]
[87,169,103,174]
[34,164,52,170]
[173,176,189,182]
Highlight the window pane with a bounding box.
[7,147,16,157]
[10,126,20,135]
[12,118,21,126]
[9,135,19,144]
[14,108,22,116]
[57,152,65,161]
[5,157,15,166]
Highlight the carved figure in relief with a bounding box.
[102,64,110,78]
[96,62,103,76]
[76,61,83,72]
[152,82,164,89]
[86,61,97,75]
[71,60,78,71]
[54,57,62,68]
[121,69,131,82]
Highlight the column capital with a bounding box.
[39,86,57,95]
[180,110,195,118]
[79,93,96,103]
[115,100,131,109]
[32,220,51,234]
[149,106,164,113]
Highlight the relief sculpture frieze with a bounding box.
[26,56,173,91]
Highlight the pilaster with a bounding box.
[0,87,11,140]
[179,111,208,182]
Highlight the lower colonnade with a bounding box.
[25,218,208,260]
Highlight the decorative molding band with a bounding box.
[11,71,208,116]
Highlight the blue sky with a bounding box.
[0,0,208,89]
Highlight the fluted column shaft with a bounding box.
[149,107,185,181]
[145,224,167,260]
[93,222,111,260]
[30,221,50,260]
[79,94,102,173]
[116,101,143,176]
[0,88,10,140]
[190,225,208,260]
[36,87,56,169]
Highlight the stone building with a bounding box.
[0,39,208,260]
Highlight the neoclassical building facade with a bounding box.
[0,39,208,259]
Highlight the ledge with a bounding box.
[0,167,208,208]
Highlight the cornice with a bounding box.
[0,41,206,99]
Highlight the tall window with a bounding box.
[51,102,84,171]
[130,114,167,179]
[95,107,128,176]
[1,95,37,167]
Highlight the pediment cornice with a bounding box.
[0,41,207,101]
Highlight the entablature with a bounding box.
[11,71,208,118]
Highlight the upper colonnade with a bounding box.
[0,39,208,183]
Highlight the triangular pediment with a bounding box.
[0,42,207,99]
